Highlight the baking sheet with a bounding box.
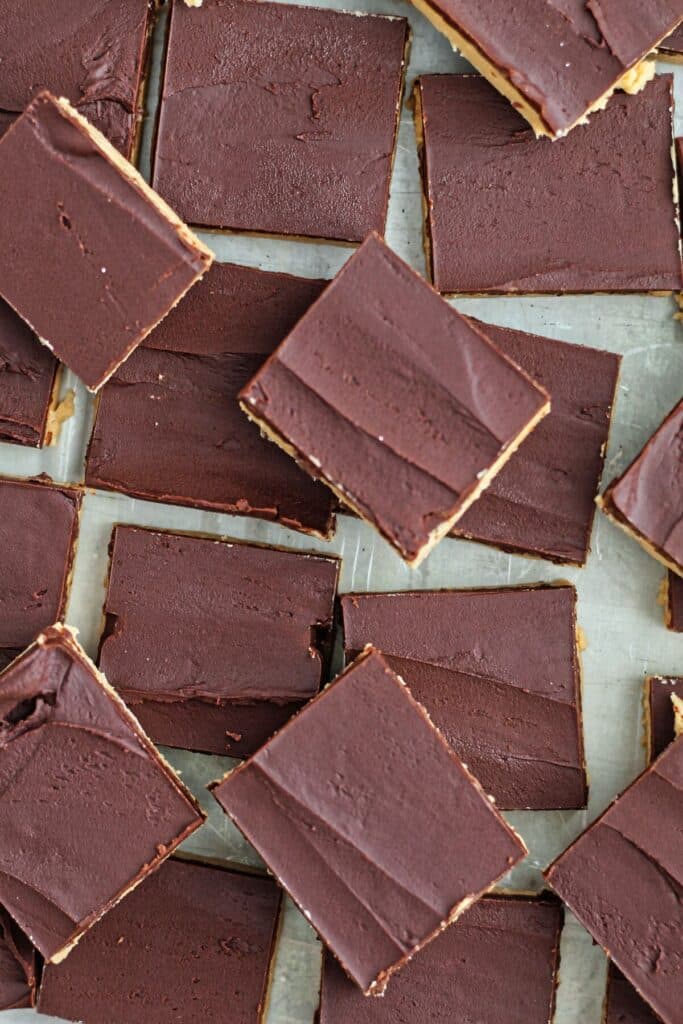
[4,1,683,1021]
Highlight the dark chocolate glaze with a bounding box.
[86,262,334,535]
[0,92,212,391]
[212,648,526,994]
[602,399,683,573]
[99,526,339,757]
[0,477,81,655]
[605,966,660,1024]
[666,572,683,632]
[453,321,621,564]
[341,586,585,810]
[417,75,682,295]
[0,909,35,1011]
[319,895,562,1024]
[416,0,681,136]
[660,23,683,54]
[546,736,683,1024]
[0,299,58,447]
[240,234,548,564]
[0,0,154,159]
[647,677,683,760]
[38,859,280,1024]
[0,626,203,961]
[152,0,408,241]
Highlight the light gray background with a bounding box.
[4,2,683,1021]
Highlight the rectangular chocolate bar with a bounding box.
[0,909,35,1011]
[414,74,682,295]
[0,0,155,160]
[86,262,335,536]
[0,91,213,391]
[546,735,683,1023]
[318,895,562,1024]
[599,398,683,575]
[211,647,526,995]
[0,476,81,669]
[663,571,683,632]
[98,526,339,757]
[0,299,60,447]
[152,0,409,242]
[0,625,204,962]
[451,321,621,564]
[38,859,281,1023]
[341,585,586,810]
[407,0,680,138]
[240,234,549,566]
[645,676,683,763]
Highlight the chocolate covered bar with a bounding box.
[407,0,680,138]
[645,676,683,763]
[452,321,621,564]
[152,0,409,242]
[0,476,81,669]
[99,526,339,757]
[0,910,35,1011]
[342,585,586,810]
[414,74,681,295]
[0,625,204,962]
[663,571,683,632]
[599,398,683,575]
[604,967,660,1024]
[0,300,60,447]
[38,859,280,1023]
[212,648,526,995]
[86,262,335,536]
[0,91,213,390]
[240,234,549,566]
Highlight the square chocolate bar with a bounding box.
[0,92,212,390]
[240,234,549,566]
[212,648,526,994]
[0,625,204,962]
[152,0,409,242]
[99,526,339,757]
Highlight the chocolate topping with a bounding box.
[411,0,681,137]
[601,399,683,574]
[86,262,335,535]
[660,23,683,55]
[342,586,586,810]
[0,299,58,447]
[665,572,683,632]
[152,0,408,241]
[546,736,683,1024]
[212,648,526,995]
[0,909,35,1011]
[99,526,339,757]
[0,91,212,391]
[319,895,562,1024]
[0,477,81,655]
[605,966,660,1024]
[0,625,203,961]
[0,0,154,158]
[240,234,549,565]
[38,859,281,1024]
[452,320,621,564]
[647,677,683,761]
[416,74,682,295]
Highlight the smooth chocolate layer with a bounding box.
[0,625,203,962]
[0,909,35,1011]
[546,736,683,1024]
[38,859,280,1023]
[600,399,683,574]
[152,0,408,242]
[240,234,549,565]
[660,23,683,57]
[319,895,562,1023]
[416,74,682,295]
[0,476,81,657]
[0,0,154,159]
[605,966,660,1024]
[647,677,683,761]
[0,299,58,447]
[342,585,586,810]
[0,92,212,391]
[452,321,621,563]
[409,0,680,137]
[665,572,683,631]
[212,648,526,995]
[99,526,339,757]
[86,262,334,535]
